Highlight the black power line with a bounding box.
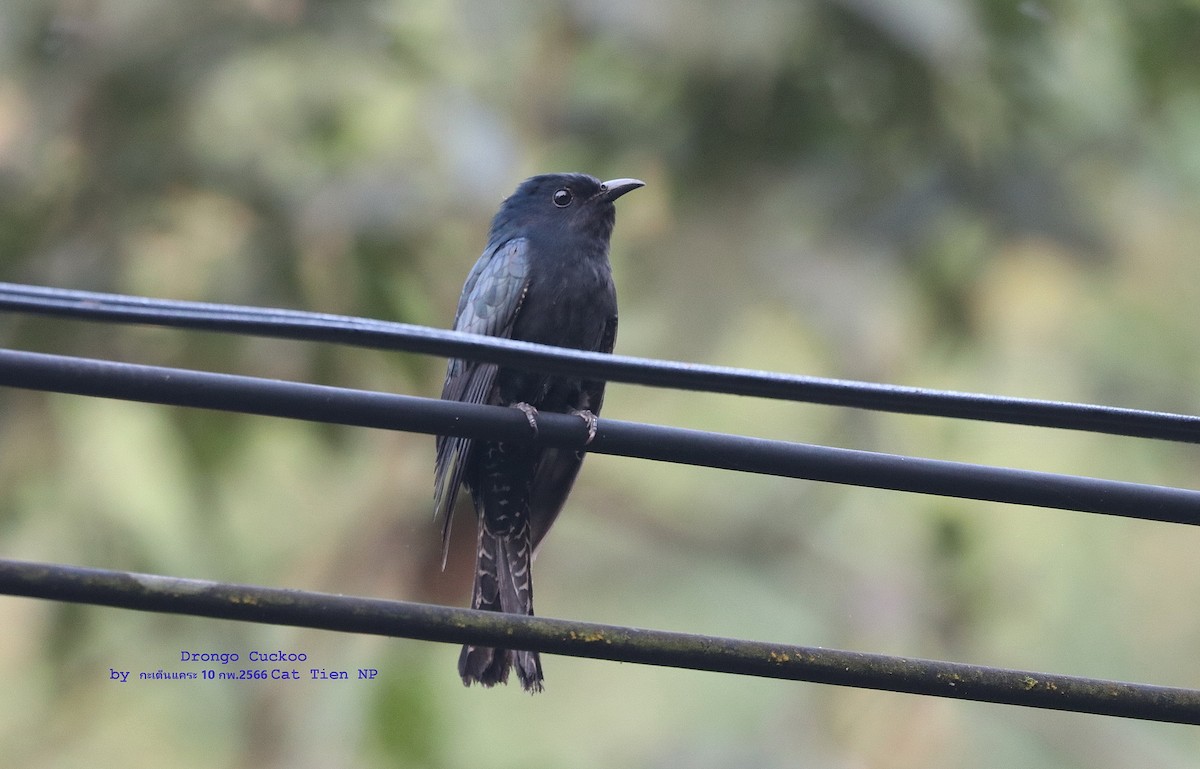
[1,281,1199,722]
[0,347,1196,524]
[2,558,1197,724]
[1,281,1197,442]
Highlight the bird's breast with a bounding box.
[515,255,615,351]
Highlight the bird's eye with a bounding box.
[552,188,573,207]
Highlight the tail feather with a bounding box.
[459,523,544,692]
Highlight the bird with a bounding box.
[434,173,643,692]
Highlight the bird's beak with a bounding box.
[599,178,645,202]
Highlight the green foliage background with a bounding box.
[2,1,1200,766]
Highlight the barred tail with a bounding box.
[458,522,544,692]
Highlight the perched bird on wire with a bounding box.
[434,173,643,692]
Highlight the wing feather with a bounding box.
[434,238,531,564]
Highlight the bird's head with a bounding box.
[490,173,644,244]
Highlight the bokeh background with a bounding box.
[2,1,1200,766]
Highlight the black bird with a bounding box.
[434,173,643,692]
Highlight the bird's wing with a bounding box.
[434,237,531,564]
[528,313,618,551]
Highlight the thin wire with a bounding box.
[0,348,1197,524]
[1,281,1197,443]
[2,285,1198,722]
[1,558,1196,723]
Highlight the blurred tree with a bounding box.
[1,1,1200,768]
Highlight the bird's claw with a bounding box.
[514,402,539,435]
[570,409,599,445]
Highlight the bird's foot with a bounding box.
[570,409,599,445]
[513,402,539,435]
